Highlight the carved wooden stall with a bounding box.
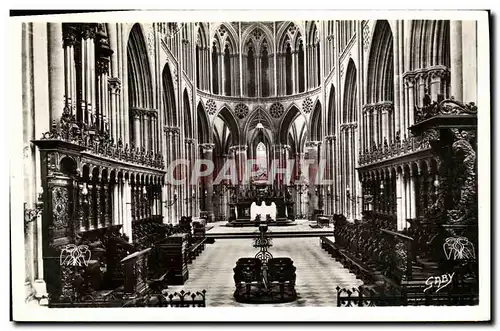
[33,107,166,305]
[325,99,478,305]
[409,98,478,294]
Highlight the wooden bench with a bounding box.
[317,216,331,227]
[187,238,206,264]
[148,269,170,292]
[320,236,374,283]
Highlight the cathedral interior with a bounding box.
[19,20,479,308]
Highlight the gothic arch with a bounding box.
[409,20,450,70]
[183,89,193,138]
[309,100,322,141]
[216,106,241,145]
[342,59,357,123]
[277,21,305,52]
[243,106,275,138]
[127,23,154,110]
[162,62,177,126]
[196,22,209,48]
[367,20,394,104]
[212,23,239,53]
[197,101,210,143]
[327,84,336,135]
[242,23,275,53]
[279,104,306,144]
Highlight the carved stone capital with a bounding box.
[229,145,248,153]
[108,77,122,93]
[305,140,322,148]
[199,143,215,152]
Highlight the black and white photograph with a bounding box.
[8,9,491,322]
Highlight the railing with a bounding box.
[331,212,417,285]
[40,105,165,170]
[123,290,207,307]
[196,86,322,104]
[380,228,414,282]
[359,135,431,166]
[336,286,478,307]
[50,290,207,308]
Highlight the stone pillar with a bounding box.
[124,178,132,243]
[429,70,442,102]
[306,141,321,219]
[409,169,417,219]
[396,172,404,231]
[200,143,215,221]
[48,23,65,125]
[63,24,77,115]
[112,179,119,225]
[450,21,463,101]
[405,75,416,128]
[133,111,141,148]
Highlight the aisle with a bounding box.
[167,237,363,307]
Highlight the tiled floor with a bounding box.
[168,237,363,307]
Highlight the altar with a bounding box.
[226,185,295,227]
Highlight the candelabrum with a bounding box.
[345,185,360,203]
[163,188,178,207]
[24,188,44,231]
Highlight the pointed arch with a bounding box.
[309,100,322,141]
[162,62,177,126]
[212,23,239,53]
[327,85,336,135]
[410,20,450,70]
[196,22,209,90]
[343,59,357,123]
[242,23,275,53]
[277,21,304,52]
[127,23,154,110]
[183,89,193,138]
[197,101,210,143]
[217,106,241,145]
[243,106,275,139]
[367,20,394,104]
[279,104,306,144]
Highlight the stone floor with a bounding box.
[168,237,363,307]
[205,218,333,235]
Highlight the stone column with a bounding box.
[108,78,121,142]
[429,69,442,102]
[200,143,215,221]
[401,173,408,230]
[306,141,321,219]
[405,75,416,129]
[48,23,65,125]
[124,178,132,242]
[112,179,119,225]
[143,112,150,151]
[396,172,404,231]
[450,21,463,101]
[133,111,141,148]
[416,72,427,109]
[63,24,77,115]
[409,169,417,219]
